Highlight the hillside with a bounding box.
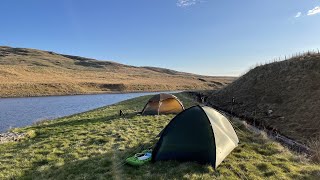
[0,94,319,179]
[0,46,234,97]
[205,52,320,144]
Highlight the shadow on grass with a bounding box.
[3,112,142,160]
[20,152,115,179]
[16,140,218,180]
[5,116,320,179]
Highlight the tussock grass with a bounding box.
[0,93,319,179]
[309,136,320,163]
[25,130,37,139]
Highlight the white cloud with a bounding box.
[295,12,302,18]
[307,6,320,16]
[177,0,199,7]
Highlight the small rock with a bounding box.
[0,132,26,144]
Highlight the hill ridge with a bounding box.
[0,46,234,97]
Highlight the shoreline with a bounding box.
[0,90,191,133]
[0,89,193,99]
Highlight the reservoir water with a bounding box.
[0,92,176,132]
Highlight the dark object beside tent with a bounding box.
[141,93,184,115]
[152,105,239,168]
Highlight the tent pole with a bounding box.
[158,102,162,115]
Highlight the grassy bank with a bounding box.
[0,94,319,179]
[206,53,320,144]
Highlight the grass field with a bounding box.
[0,94,319,179]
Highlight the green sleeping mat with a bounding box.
[126,149,152,166]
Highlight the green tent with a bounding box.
[152,105,239,168]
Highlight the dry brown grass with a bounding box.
[0,46,235,97]
[206,52,320,144]
[309,136,320,163]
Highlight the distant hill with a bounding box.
[206,52,320,144]
[0,46,234,97]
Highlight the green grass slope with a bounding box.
[207,53,320,144]
[0,94,319,179]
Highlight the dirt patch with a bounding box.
[99,84,127,91]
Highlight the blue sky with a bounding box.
[1,0,319,76]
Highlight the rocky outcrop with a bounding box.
[0,132,26,144]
